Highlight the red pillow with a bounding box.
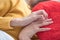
[32,1,60,40]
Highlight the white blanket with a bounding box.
[0,30,14,40]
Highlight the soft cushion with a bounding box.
[32,1,60,40]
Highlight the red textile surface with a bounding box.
[32,1,60,40]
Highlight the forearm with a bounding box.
[19,35,31,40]
[10,17,34,27]
[19,25,38,40]
[10,15,40,27]
[19,18,53,40]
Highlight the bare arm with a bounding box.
[10,10,48,27]
[19,18,53,40]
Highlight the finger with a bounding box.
[33,10,48,19]
[39,21,53,27]
[32,15,45,22]
[38,15,45,21]
[38,28,51,32]
[37,15,45,21]
[43,21,53,26]
[40,10,48,19]
[32,16,45,24]
[45,18,52,22]
[32,21,53,28]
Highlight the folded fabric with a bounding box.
[32,1,60,40]
[0,30,14,40]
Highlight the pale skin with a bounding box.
[19,0,60,40]
[10,0,59,40]
[10,0,49,27]
[19,10,53,40]
[19,19,53,40]
[10,0,53,40]
[11,0,59,40]
[10,10,53,40]
[10,10,48,27]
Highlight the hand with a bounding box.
[10,10,48,27]
[32,10,48,19]
[19,18,53,40]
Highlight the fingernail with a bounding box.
[46,28,51,30]
[50,19,52,20]
[51,21,53,23]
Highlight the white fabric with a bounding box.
[0,30,14,40]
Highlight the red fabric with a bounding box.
[32,1,60,40]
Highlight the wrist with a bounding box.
[10,18,21,27]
